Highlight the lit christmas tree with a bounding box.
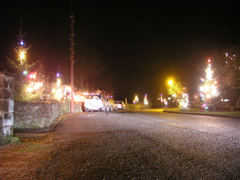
[199,59,219,110]
[133,95,139,104]
[5,21,39,101]
[143,94,148,105]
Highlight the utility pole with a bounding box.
[70,2,74,113]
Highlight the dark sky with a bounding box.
[1,0,240,102]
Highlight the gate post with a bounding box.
[0,73,15,145]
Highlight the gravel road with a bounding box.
[1,111,240,179]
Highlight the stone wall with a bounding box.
[0,73,15,145]
[14,101,82,132]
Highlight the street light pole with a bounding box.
[70,8,75,113]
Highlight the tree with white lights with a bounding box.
[6,30,34,80]
[199,59,219,110]
[5,23,38,101]
[133,95,139,104]
[143,94,148,105]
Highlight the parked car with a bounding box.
[84,94,106,112]
[114,101,126,110]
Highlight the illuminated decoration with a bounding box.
[143,94,148,105]
[82,92,89,96]
[178,93,189,109]
[29,73,36,79]
[74,92,88,102]
[51,69,82,101]
[56,78,61,87]
[26,82,43,93]
[221,99,230,102]
[160,94,163,103]
[20,51,25,59]
[163,98,168,106]
[74,94,81,102]
[20,41,24,46]
[51,72,74,101]
[133,95,139,104]
[19,49,26,64]
[52,87,64,101]
[23,70,28,75]
[64,86,72,100]
[199,59,219,109]
[51,74,64,101]
[25,72,44,95]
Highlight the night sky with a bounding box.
[1,0,240,103]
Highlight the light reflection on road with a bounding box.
[129,108,178,112]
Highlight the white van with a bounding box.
[84,94,106,112]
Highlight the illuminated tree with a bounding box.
[143,94,148,105]
[6,31,34,81]
[167,81,187,98]
[199,59,219,109]
[4,26,38,101]
[167,80,188,108]
[133,95,139,104]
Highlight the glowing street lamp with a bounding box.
[168,80,173,86]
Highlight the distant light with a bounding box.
[56,73,60,77]
[20,41,24,46]
[133,95,139,104]
[144,94,148,105]
[82,92,89,95]
[206,94,211,99]
[168,80,173,85]
[26,87,33,93]
[29,73,36,79]
[20,51,25,60]
[208,59,211,63]
[23,70,28,75]
[56,78,61,87]
[144,100,148,105]
[164,99,168,106]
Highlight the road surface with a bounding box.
[1,110,240,179]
